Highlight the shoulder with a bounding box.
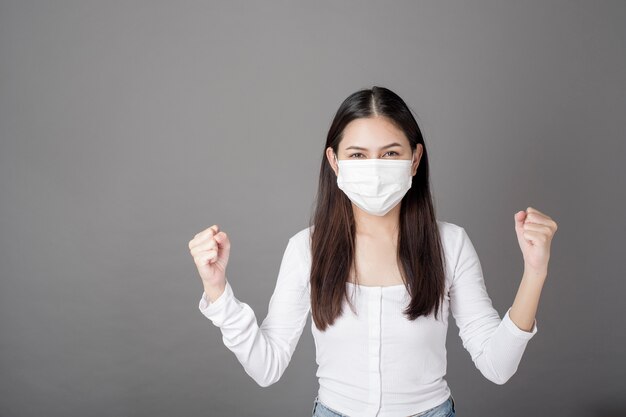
[436,220,473,280]
[287,225,314,260]
[436,219,466,246]
[290,224,314,240]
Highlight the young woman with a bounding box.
[188,86,557,417]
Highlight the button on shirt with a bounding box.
[198,220,538,417]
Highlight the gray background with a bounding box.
[1,1,625,416]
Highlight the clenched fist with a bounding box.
[514,207,558,276]
[188,224,231,302]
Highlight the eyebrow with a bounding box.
[344,142,403,151]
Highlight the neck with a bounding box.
[353,204,401,239]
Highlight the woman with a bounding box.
[188,86,557,417]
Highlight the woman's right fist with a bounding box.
[188,224,230,290]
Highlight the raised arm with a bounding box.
[198,234,311,387]
[449,226,538,385]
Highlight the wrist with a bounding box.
[523,265,548,279]
[204,281,226,303]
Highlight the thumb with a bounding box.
[514,210,527,232]
[213,231,231,265]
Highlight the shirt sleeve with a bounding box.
[449,227,538,385]
[198,235,311,387]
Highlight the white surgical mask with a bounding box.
[335,153,414,216]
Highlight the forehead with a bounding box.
[340,117,408,148]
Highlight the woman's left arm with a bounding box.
[508,207,558,332]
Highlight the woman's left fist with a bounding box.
[514,206,558,275]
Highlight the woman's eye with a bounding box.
[349,151,398,158]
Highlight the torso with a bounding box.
[347,232,406,287]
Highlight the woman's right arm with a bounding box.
[193,231,311,387]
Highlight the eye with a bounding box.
[349,151,399,158]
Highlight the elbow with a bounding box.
[250,368,283,388]
[473,345,520,385]
[484,365,517,385]
[476,356,517,385]
[488,373,512,385]
[254,375,283,387]
[255,379,275,388]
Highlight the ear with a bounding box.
[411,144,423,176]
[326,147,339,176]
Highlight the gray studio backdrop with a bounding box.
[1,1,624,416]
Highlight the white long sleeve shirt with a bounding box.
[198,220,538,417]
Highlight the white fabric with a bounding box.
[198,220,538,417]
[336,157,413,216]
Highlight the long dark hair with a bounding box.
[308,86,446,331]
